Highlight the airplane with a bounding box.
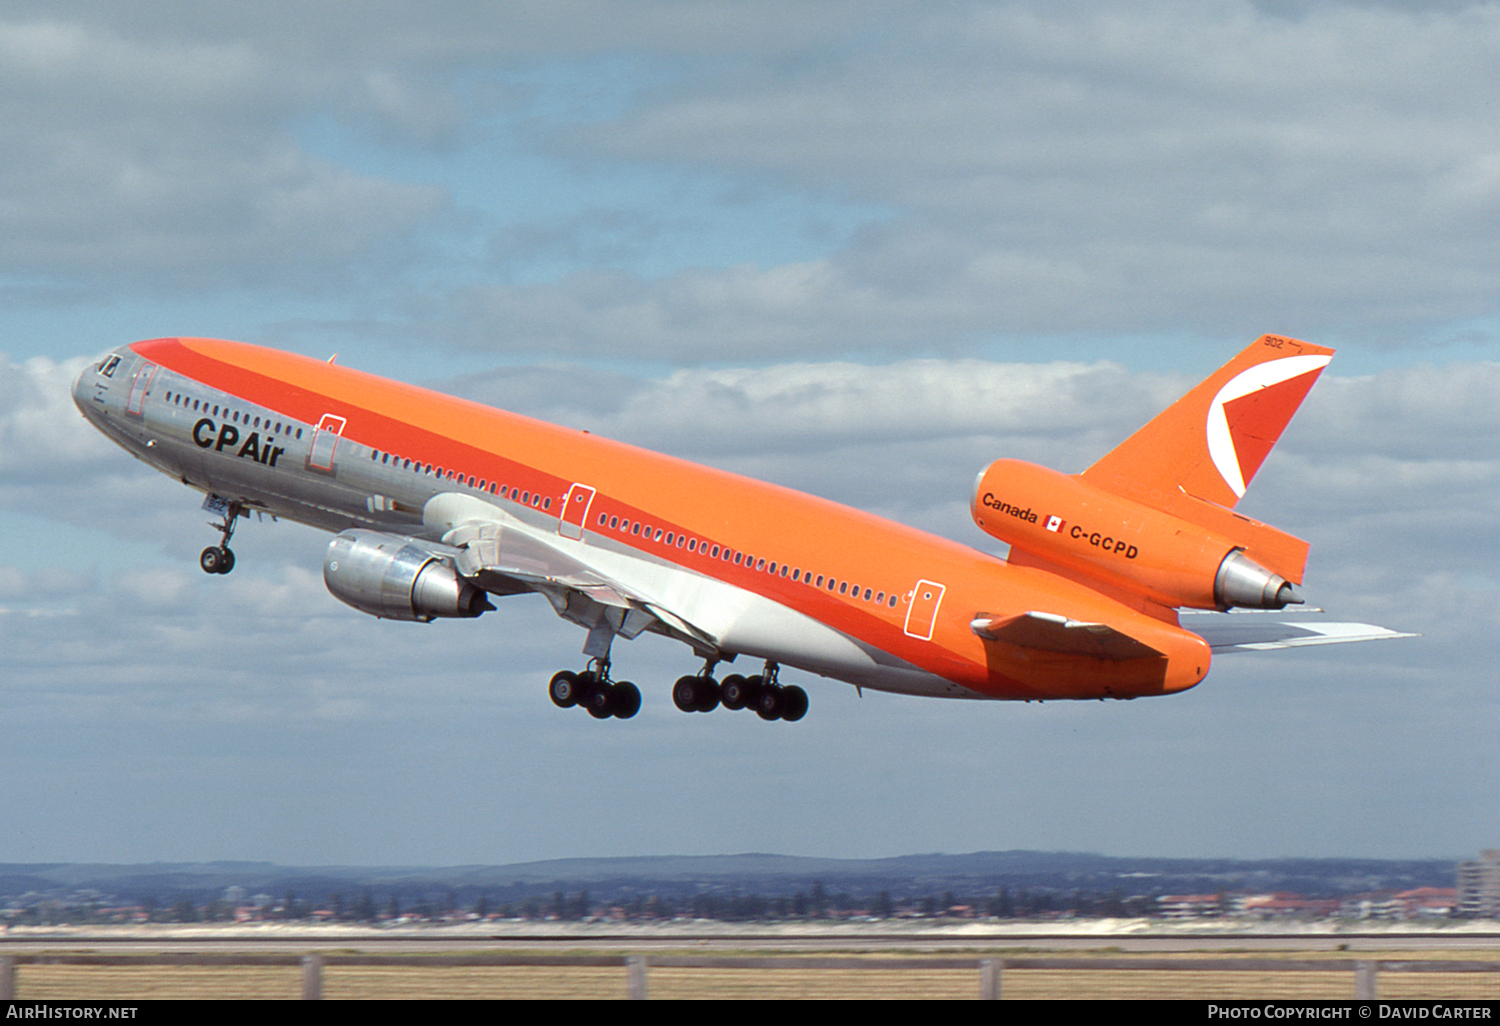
[71,333,1407,721]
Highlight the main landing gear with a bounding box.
[548,659,642,720]
[673,661,807,722]
[199,500,243,575]
[545,659,808,722]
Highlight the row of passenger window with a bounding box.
[165,390,304,440]
[164,382,563,517]
[594,510,900,610]
[357,444,898,613]
[365,448,554,511]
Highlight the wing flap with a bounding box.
[971,610,1164,661]
[448,520,635,607]
[428,492,723,651]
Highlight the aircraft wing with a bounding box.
[1185,616,1416,653]
[970,611,1164,660]
[427,493,721,654]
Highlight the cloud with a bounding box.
[6,3,1500,359]
[0,15,448,296]
[455,354,1158,450]
[446,1,1500,355]
[0,355,109,476]
[445,353,1500,569]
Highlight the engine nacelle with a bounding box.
[971,459,1301,610]
[323,530,493,622]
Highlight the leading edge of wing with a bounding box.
[1186,616,1418,653]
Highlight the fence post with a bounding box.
[301,953,323,1000]
[1354,961,1377,1000]
[0,956,13,1000]
[979,958,1002,1000]
[627,954,649,1000]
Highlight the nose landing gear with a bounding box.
[200,499,243,575]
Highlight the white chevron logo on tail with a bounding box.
[1206,354,1332,498]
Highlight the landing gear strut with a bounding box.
[548,659,641,720]
[200,500,242,575]
[673,658,722,713]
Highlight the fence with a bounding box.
[1,952,1498,999]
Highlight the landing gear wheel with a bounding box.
[694,675,720,712]
[672,675,701,713]
[201,500,243,574]
[779,684,808,722]
[612,682,641,719]
[754,683,784,721]
[584,683,615,719]
[548,671,581,708]
[743,674,765,707]
[720,674,750,710]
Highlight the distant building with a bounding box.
[1395,887,1457,918]
[1458,850,1500,917]
[1340,888,1456,920]
[1235,893,1342,919]
[1157,894,1223,918]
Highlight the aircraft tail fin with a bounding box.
[1081,334,1333,512]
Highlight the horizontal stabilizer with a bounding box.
[971,611,1164,661]
[1188,618,1416,653]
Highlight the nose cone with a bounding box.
[73,349,121,426]
[71,361,92,416]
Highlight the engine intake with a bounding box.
[324,530,492,622]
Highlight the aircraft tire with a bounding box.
[694,676,720,712]
[584,682,615,719]
[754,684,783,721]
[672,675,701,713]
[217,547,235,574]
[199,547,222,574]
[779,685,808,722]
[743,675,765,705]
[548,671,581,708]
[719,674,750,710]
[613,681,641,719]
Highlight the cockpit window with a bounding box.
[98,355,120,378]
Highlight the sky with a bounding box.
[0,0,1496,867]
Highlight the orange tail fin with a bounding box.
[1083,334,1333,510]
[1080,334,1333,587]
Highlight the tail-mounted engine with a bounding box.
[323,529,493,622]
[971,459,1304,611]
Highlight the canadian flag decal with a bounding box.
[1045,515,1065,533]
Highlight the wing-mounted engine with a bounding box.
[970,459,1304,611]
[323,529,493,622]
